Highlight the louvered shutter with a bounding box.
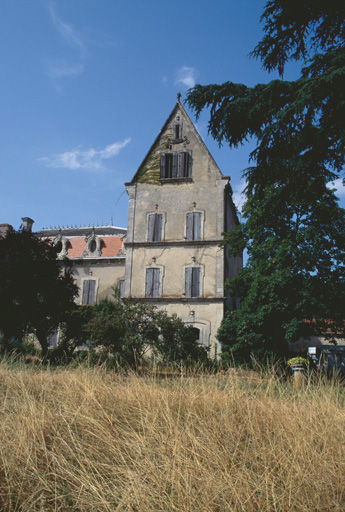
[172,152,178,178]
[191,268,200,297]
[187,151,192,177]
[88,280,96,304]
[185,267,192,297]
[154,214,162,242]
[152,268,160,297]
[145,268,153,297]
[160,153,166,178]
[148,214,155,242]
[82,281,89,304]
[193,213,201,240]
[178,152,185,178]
[186,212,193,240]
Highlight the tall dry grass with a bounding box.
[1,360,345,511]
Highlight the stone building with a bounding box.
[122,97,241,356]
[32,98,242,355]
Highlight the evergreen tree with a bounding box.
[0,228,78,357]
[187,0,345,360]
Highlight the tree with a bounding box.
[86,298,208,367]
[187,0,345,360]
[0,228,78,357]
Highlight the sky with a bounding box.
[1,0,344,232]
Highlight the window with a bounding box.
[82,279,96,305]
[160,151,192,179]
[186,212,201,241]
[145,268,160,298]
[175,124,180,140]
[185,267,200,298]
[148,213,162,242]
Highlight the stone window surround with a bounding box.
[184,208,205,241]
[146,211,167,242]
[80,277,100,305]
[183,317,211,347]
[143,263,165,298]
[84,231,102,258]
[53,233,68,259]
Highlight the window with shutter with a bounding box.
[145,268,160,298]
[185,267,200,298]
[160,151,192,179]
[82,280,96,305]
[148,213,162,242]
[186,212,201,241]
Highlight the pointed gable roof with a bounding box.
[128,98,223,185]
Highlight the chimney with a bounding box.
[21,217,34,232]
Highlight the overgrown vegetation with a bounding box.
[0,228,78,358]
[1,361,345,511]
[187,0,345,361]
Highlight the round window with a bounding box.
[89,239,97,253]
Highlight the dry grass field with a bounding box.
[1,360,345,511]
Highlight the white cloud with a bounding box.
[232,182,246,213]
[47,2,86,89]
[49,2,86,58]
[175,66,198,89]
[39,138,131,171]
[328,178,345,197]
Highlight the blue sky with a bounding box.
[1,0,344,232]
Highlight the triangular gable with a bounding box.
[129,99,223,184]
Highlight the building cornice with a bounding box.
[125,239,223,248]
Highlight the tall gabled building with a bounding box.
[123,97,242,355]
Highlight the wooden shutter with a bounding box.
[186,212,193,240]
[145,268,153,297]
[146,268,160,297]
[160,153,166,178]
[82,280,89,304]
[148,214,155,242]
[154,214,162,242]
[178,152,185,178]
[172,152,178,178]
[185,267,192,297]
[193,213,201,241]
[191,268,200,297]
[82,280,96,305]
[88,280,96,304]
[152,268,160,297]
[187,151,192,177]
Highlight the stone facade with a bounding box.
[25,99,242,355]
[123,99,241,356]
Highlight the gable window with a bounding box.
[148,213,162,242]
[185,267,200,298]
[186,212,201,241]
[160,151,192,179]
[145,268,160,298]
[82,279,96,305]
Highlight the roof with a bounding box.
[128,98,223,185]
[35,225,127,238]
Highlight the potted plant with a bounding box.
[287,357,309,387]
